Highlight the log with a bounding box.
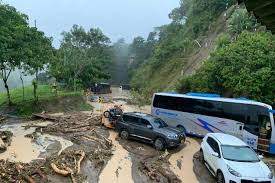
[22,125,47,128]
[50,163,70,176]
[62,127,91,133]
[32,114,57,121]
[76,150,85,174]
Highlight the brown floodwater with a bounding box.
[169,138,200,183]
[99,130,134,183]
[0,121,73,163]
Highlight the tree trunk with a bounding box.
[33,71,38,102]
[20,74,25,101]
[3,79,11,105]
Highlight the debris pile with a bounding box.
[0,159,47,183]
[0,112,114,182]
[50,150,86,183]
[39,112,102,134]
[140,154,181,183]
[0,131,13,153]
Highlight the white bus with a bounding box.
[151,92,275,154]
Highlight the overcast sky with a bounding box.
[3,0,179,47]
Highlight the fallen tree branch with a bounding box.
[23,125,47,129]
[62,126,92,133]
[76,150,85,174]
[50,163,70,176]
[32,114,58,121]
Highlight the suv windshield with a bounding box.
[221,145,259,162]
[153,118,168,128]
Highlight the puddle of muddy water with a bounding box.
[99,131,134,183]
[169,138,200,183]
[0,121,73,163]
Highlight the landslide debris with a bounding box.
[0,131,13,153]
[140,152,181,183]
[0,112,113,183]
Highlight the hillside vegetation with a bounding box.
[129,0,275,107]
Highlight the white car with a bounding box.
[201,133,274,183]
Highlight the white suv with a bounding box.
[201,133,274,183]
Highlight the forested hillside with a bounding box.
[129,0,275,107]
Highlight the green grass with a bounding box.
[0,85,92,117]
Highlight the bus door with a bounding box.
[233,122,244,139]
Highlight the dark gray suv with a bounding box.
[116,112,186,150]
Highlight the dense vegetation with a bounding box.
[0,4,54,104]
[50,25,112,91]
[178,31,275,105]
[0,3,114,108]
[0,3,113,115]
[129,0,275,106]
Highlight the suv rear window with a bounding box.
[123,115,140,124]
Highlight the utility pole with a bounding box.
[34,20,37,28]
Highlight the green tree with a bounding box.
[22,27,54,102]
[0,4,29,105]
[51,25,111,90]
[227,8,259,36]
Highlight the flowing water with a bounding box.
[169,138,200,183]
[0,121,73,163]
[99,131,134,183]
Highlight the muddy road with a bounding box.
[0,87,216,183]
[87,87,215,183]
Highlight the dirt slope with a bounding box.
[166,5,237,89]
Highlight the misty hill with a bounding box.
[108,39,130,85]
[129,0,275,106]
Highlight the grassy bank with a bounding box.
[0,85,92,117]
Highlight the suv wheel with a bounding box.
[120,129,129,140]
[217,171,225,183]
[154,138,165,151]
[103,111,110,118]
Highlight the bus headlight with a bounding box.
[227,165,241,177]
[168,134,178,139]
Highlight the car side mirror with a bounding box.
[258,155,264,160]
[212,152,219,158]
[147,125,153,129]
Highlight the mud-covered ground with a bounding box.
[3,87,268,183]
[0,112,113,183]
[0,112,218,183]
